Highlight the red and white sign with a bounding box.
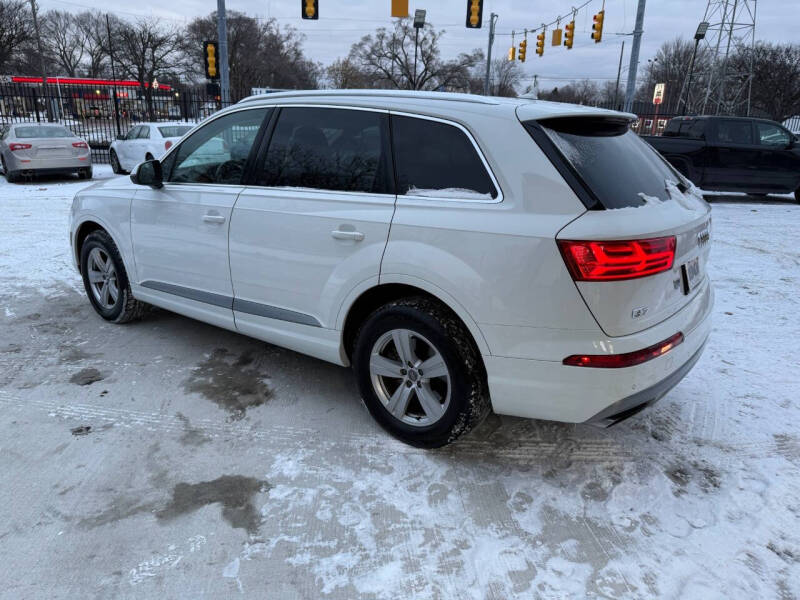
[653,82,665,105]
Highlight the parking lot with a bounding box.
[0,168,799,599]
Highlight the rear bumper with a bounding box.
[484,279,713,423]
[6,155,91,172]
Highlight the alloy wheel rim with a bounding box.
[369,329,451,427]
[87,247,119,310]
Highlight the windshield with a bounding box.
[536,118,679,209]
[15,126,74,139]
[158,126,193,138]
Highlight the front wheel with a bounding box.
[353,297,489,448]
[80,230,148,323]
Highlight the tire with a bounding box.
[80,230,148,324]
[1,156,19,183]
[110,150,125,175]
[353,297,490,448]
[795,188,800,204]
[78,167,93,180]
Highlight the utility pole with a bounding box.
[483,13,498,96]
[29,0,53,121]
[614,40,625,109]
[217,0,231,105]
[106,14,122,137]
[623,0,646,113]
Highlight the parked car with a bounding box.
[109,122,195,174]
[644,116,800,202]
[69,91,713,447]
[1,122,92,183]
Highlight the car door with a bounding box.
[135,125,152,163]
[229,106,396,363]
[119,125,141,169]
[752,121,799,193]
[130,107,270,331]
[704,119,760,191]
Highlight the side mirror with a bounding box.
[131,159,163,189]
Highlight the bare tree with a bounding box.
[0,0,32,73]
[540,79,600,105]
[469,58,522,97]
[113,17,188,119]
[74,11,109,78]
[729,43,800,121]
[348,19,482,91]
[637,37,712,113]
[42,10,85,77]
[326,58,373,89]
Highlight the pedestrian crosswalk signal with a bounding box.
[302,0,318,19]
[508,46,516,61]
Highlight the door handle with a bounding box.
[203,214,226,224]
[331,229,365,241]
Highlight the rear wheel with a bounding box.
[80,230,148,323]
[353,297,489,448]
[1,156,19,183]
[795,188,800,204]
[110,149,125,174]
[78,167,93,180]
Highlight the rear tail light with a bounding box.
[558,236,676,281]
[165,141,173,150]
[563,332,684,368]
[72,141,89,149]
[9,143,32,152]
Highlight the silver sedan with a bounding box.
[0,122,92,183]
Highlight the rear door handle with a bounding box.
[203,213,226,224]
[331,230,365,241]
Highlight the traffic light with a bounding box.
[465,0,483,29]
[518,38,527,62]
[564,20,575,49]
[301,0,318,20]
[591,10,605,43]
[203,41,218,80]
[508,46,516,61]
[552,28,562,46]
[535,31,545,57]
[391,0,408,18]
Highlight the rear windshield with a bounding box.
[534,117,678,209]
[15,126,73,139]
[158,126,192,138]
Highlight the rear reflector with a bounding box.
[165,141,173,150]
[558,236,676,281]
[72,141,89,149]
[563,332,684,368]
[9,143,32,152]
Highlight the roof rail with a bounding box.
[236,89,503,106]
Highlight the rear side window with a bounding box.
[159,126,193,138]
[258,107,391,194]
[755,122,790,147]
[716,120,754,145]
[391,115,498,200]
[529,117,678,209]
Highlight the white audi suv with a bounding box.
[69,90,713,447]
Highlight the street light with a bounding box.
[682,21,709,115]
[413,9,426,90]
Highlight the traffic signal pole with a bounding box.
[623,0,646,113]
[483,13,498,96]
[217,0,231,105]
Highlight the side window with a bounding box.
[391,115,498,200]
[716,120,754,145]
[755,123,790,147]
[126,126,140,140]
[257,107,390,193]
[688,120,706,140]
[168,108,268,185]
[138,126,151,140]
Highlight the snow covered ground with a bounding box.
[0,169,799,599]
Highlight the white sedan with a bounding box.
[109,122,194,174]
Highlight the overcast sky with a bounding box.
[38,0,793,90]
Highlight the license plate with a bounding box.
[681,256,701,294]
